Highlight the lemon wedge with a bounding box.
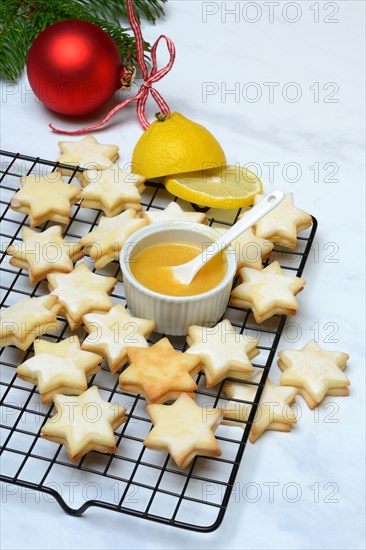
[164,165,263,209]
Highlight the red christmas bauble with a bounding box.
[27,19,124,116]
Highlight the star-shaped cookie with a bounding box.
[7,226,83,284]
[142,201,207,224]
[16,337,102,403]
[186,320,259,387]
[253,193,312,249]
[41,386,127,463]
[57,135,119,184]
[215,226,273,271]
[223,373,298,443]
[278,340,350,409]
[47,263,117,329]
[144,393,223,468]
[82,305,156,373]
[231,261,306,323]
[0,295,60,350]
[80,209,147,269]
[10,172,81,227]
[119,338,201,403]
[80,165,146,216]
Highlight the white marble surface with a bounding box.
[0,1,365,549]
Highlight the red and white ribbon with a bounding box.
[49,0,176,134]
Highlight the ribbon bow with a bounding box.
[49,0,176,134]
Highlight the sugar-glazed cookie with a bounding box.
[0,295,60,350]
[142,201,207,224]
[231,261,306,323]
[253,193,312,249]
[10,172,80,227]
[144,393,223,468]
[82,305,155,374]
[7,226,83,284]
[16,337,102,403]
[80,165,145,216]
[186,320,259,387]
[223,373,298,442]
[119,338,201,403]
[41,386,127,463]
[57,135,119,183]
[278,340,350,409]
[80,209,147,269]
[47,263,117,329]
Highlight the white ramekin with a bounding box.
[120,221,236,336]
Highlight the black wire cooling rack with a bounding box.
[0,150,317,532]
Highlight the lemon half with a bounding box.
[132,112,226,180]
[165,165,263,209]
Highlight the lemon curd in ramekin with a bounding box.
[120,222,237,336]
[130,242,227,297]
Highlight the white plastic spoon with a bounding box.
[172,189,285,285]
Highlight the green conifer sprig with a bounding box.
[0,0,167,81]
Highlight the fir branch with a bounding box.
[0,0,167,81]
[129,0,167,22]
[75,0,166,23]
